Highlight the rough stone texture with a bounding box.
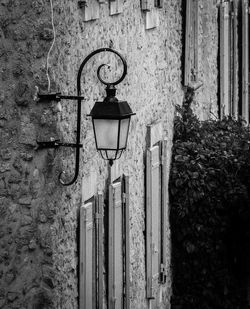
[0,0,219,308]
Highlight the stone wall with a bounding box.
[0,0,219,308]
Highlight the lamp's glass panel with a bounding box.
[93,119,119,149]
[116,150,123,159]
[106,150,117,160]
[100,150,123,160]
[119,118,130,148]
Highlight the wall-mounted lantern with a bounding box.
[37,48,135,186]
[89,84,134,163]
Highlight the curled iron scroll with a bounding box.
[78,47,128,88]
[59,48,128,186]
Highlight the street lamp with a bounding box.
[37,48,135,186]
[89,84,134,165]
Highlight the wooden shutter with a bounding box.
[123,175,130,309]
[108,176,130,309]
[142,0,162,10]
[141,0,160,29]
[184,0,199,86]
[192,0,199,82]
[146,145,161,299]
[80,200,95,309]
[242,0,249,123]
[141,0,152,11]
[145,8,159,30]
[232,0,239,118]
[109,181,123,309]
[184,0,192,85]
[80,195,104,309]
[79,0,100,22]
[219,1,231,118]
[110,0,123,15]
[155,0,163,8]
[96,193,104,309]
[160,140,168,284]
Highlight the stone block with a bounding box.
[7,291,19,302]
[0,163,10,173]
[14,82,31,107]
[0,299,5,308]
[39,28,54,41]
[13,157,23,174]
[39,211,47,223]
[18,196,32,206]
[8,173,22,184]
[32,0,45,14]
[20,152,33,162]
[0,149,12,161]
[31,288,53,308]
[0,119,6,128]
[5,270,15,285]
[0,91,5,104]
[28,239,37,251]
[19,122,36,146]
[21,215,33,227]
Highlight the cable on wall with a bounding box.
[46,0,56,92]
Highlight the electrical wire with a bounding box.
[46,0,56,92]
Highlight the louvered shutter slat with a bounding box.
[242,0,249,123]
[108,185,115,309]
[193,0,199,81]
[232,0,238,118]
[110,0,123,15]
[109,181,123,309]
[97,193,104,309]
[80,201,95,309]
[219,1,231,118]
[82,0,100,21]
[160,140,168,284]
[123,175,130,309]
[146,145,161,299]
[114,184,123,309]
[184,0,192,85]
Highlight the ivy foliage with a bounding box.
[170,102,250,309]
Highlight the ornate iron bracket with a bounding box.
[37,47,127,186]
[36,140,83,149]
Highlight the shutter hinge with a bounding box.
[95,213,102,220]
[160,263,167,283]
[160,263,165,273]
[122,192,127,204]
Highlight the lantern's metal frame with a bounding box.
[89,85,134,164]
[37,48,127,186]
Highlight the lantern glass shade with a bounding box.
[88,86,135,162]
[92,117,131,160]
